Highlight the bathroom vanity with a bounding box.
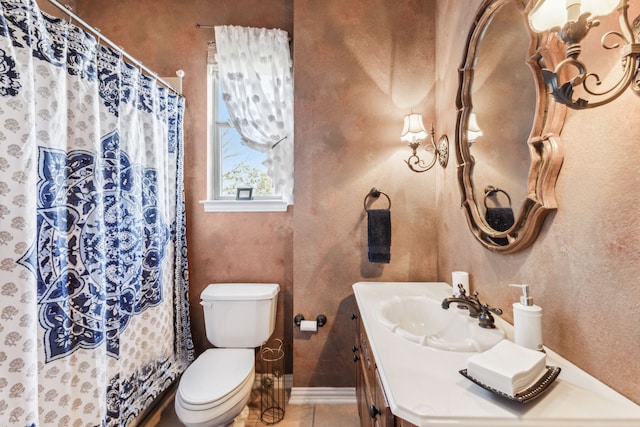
[352,281,640,427]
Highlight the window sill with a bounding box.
[200,199,289,213]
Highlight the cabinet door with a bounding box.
[373,369,394,427]
[354,309,397,427]
[356,357,375,427]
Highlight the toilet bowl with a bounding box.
[175,349,254,427]
[175,283,280,427]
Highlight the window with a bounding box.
[201,63,288,212]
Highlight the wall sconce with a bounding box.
[467,112,483,146]
[528,0,640,109]
[401,113,449,173]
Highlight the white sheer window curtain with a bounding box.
[213,25,294,205]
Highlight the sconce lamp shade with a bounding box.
[529,0,620,32]
[401,113,428,143]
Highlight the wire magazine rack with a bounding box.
[260,339,286,424]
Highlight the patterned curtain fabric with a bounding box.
[0,1,194,425]
[214,25,294,204]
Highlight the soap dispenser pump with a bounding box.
[509,284,543,351]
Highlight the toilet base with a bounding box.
[230,406,250,427]
[175,392,251,427]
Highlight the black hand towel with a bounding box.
[368,209,391,263]
[485,207,514,246]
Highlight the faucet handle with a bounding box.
[455,283,466,297]
[478,304,503,329]
[469,290,480,303]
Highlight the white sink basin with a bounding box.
[374,295,505,352]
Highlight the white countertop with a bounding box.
[353,281,640,427]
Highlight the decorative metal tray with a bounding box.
[459,366,561,403]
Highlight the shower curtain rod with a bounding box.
[47,0,181,95]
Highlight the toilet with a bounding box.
[175,283,280,427]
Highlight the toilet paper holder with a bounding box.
[294,313,327,328]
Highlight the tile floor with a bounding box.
[140,388,360,427]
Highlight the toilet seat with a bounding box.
[175,348,255,426]
[177,348,255,410]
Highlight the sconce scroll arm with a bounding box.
[404,124,449,173]
[541,0,640,109]
[404,125,437,173]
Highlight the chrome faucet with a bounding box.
[441,285,503,329]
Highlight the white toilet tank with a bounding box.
[200,283,279,348]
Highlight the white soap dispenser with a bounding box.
[509,284,543,351]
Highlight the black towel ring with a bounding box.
[364,187,391,211]
[483,186,512,209]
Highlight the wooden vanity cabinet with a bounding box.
[352,312,418,427]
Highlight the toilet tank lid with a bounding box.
[201,283,280,301]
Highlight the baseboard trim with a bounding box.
[288,387,357,405]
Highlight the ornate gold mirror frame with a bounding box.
[455,0,567,253]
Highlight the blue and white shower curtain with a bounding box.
[0,1,194,425]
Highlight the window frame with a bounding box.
[200,63,287,213]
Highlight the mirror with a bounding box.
[455,0,566,253]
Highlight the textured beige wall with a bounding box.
[292,0,438,387]
[436,0,640,404]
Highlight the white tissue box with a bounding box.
[466,339,546,396]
